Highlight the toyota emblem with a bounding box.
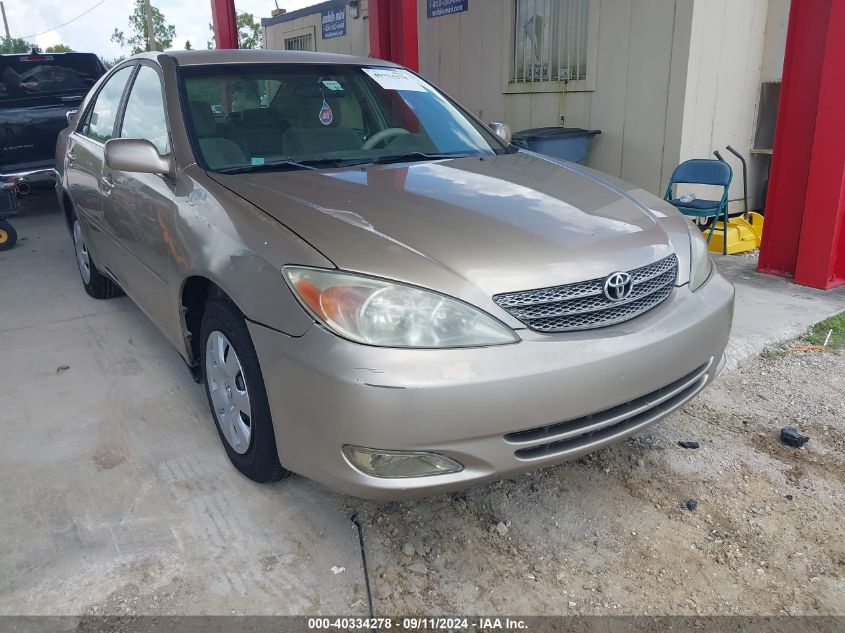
[603,271,634,301]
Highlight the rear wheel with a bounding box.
[0,220,17,251]
[200,297,288,483]
[72,218,122,299]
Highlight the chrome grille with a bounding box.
[493,254,679,332]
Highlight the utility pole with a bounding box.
[1,2,11,42]
[144,0,156,51]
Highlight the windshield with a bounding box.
[0,53,103,100]
[180,63,508,172]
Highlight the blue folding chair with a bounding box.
[664,159,733,255]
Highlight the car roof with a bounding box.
[134,49,400,68]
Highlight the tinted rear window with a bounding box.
[0,54,102,100]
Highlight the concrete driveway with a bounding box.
[0,199,368,615]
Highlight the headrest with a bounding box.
[240,108,279,127]
[189,100,216,137]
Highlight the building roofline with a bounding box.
[261,0,347,28]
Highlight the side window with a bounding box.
[79,66,133,143]
[119,65,170,154]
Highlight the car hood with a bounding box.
[209,152,690,310]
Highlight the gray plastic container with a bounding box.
[512,127,601,164]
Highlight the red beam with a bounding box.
[368,0,392,60]
[757,0,831,279]
[793,0,845,289]
[389,0,419,71]
[368,0,418,70]
[210,0,239,49]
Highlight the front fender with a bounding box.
[173,167,331,338]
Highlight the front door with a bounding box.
[103,62,181,346]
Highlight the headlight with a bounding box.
[283,267,520,348]
[688,223,713,291]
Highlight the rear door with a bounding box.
[65,64,135,266]
[105,62,181,345]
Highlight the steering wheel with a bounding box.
[362,127,410,150]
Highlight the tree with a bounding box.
[111,0,176,54]
[0,37,36,53]
[184,40,193,50]
[46,43,74,53]
[102,56,126,69]
[206,12,262,49]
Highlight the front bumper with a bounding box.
[249,270,734,499]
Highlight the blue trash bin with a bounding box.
[511,127,601,164]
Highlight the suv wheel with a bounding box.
[200,298,288,483]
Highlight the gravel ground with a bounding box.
[347,343,845,615]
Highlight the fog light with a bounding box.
[343,446,463,478]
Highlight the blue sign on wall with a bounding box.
[427,0,468,19]
[321,6,346,39]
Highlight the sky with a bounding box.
[3,0,322,59]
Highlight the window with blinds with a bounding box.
[513,0,589,83]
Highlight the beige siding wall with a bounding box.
[678,0,775,211]
[261,0,788,200]
[761,0,789,83]
[418,0,693,196]
[263,1,370,56]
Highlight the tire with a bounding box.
[71,216,123,299]
[0,219,17,251]
[200,297,288,483]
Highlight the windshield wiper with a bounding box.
[216,152,478,174]
[216,160,318,175]
[370,152,478,165]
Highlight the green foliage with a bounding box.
[110,0,176,54]
[0,37,36,53]
[206,12,262,49]
[184,40,193,50]
[45,43,74,53]
[804,312,845,350]
[102,56,126,69]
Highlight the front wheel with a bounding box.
[200,298,288,483]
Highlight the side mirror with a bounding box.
[104,138,174,176]
[488,122,512,144]
[66,109,78,126]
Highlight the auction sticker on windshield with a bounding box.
[362,68,427,92]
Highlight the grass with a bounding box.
[803,311,845,350]
[761,346,785,360]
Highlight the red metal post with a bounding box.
[758,0,845,289]
[389,0,419,71]
[368,0,418,70]
[368,0,392,61]
[210,0,239,49]
[757,0,830,279]
[793,0,845,289]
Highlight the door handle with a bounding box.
[101,173,116,194]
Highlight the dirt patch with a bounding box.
[347,346,845,615]
[92,447,127,471]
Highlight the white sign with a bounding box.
[362,68,427,92]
